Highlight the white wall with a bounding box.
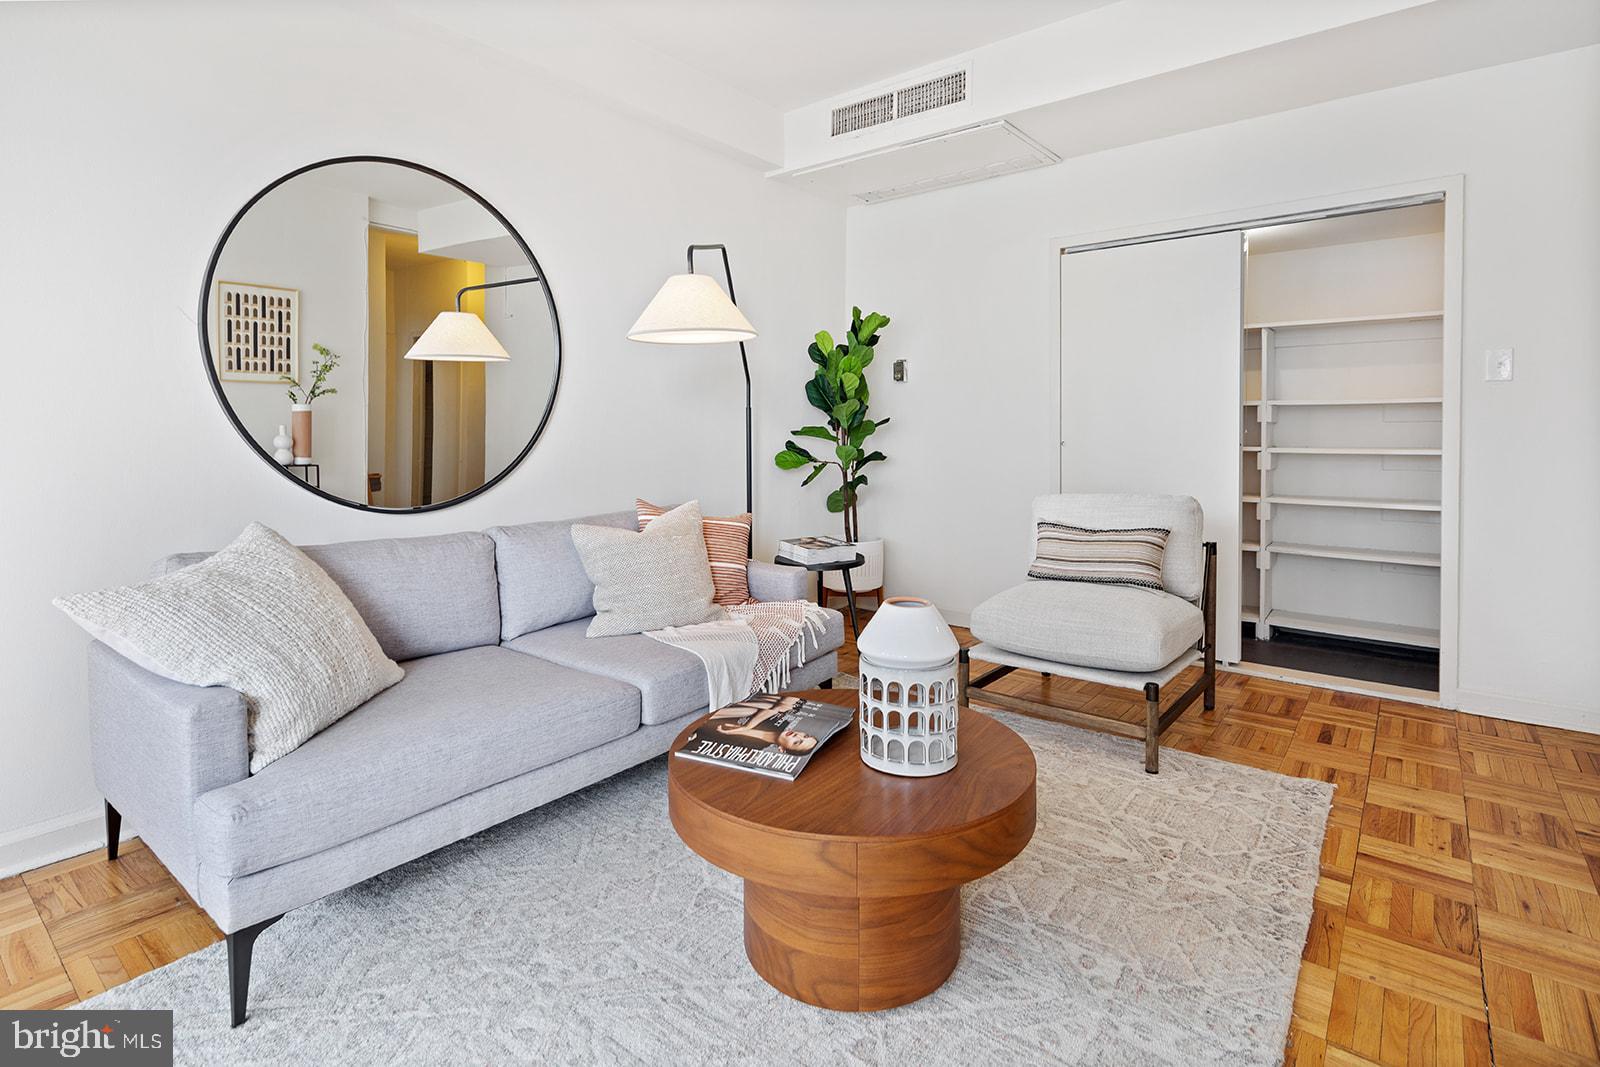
[212,178,370,502]
[0,1,845,873]
[846,45,1600,729]
[482,264,558,478]
[1245,233,1444,324]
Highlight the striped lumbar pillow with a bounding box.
[1028,522,1170,591]
[637,499,753,606]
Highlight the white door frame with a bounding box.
[1047,175,1465,709]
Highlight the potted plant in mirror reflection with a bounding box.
[280,343,339,465]
[773,307,891,596]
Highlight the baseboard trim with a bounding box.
[0,804,127,880]
[1452,688,1597,734]
[1224,662,1441,706]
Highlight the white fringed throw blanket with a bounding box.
[646,601,832,710]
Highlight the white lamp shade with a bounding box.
[404,311,511,362]
[628,273,756,344]
[855,597,960,670]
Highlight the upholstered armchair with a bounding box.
[958,493,1217,773]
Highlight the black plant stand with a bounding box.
[773,553,863,636]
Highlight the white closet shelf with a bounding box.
[1266,446,1443,456]
[1244,310,1444,330]
[1265,542,1441,567]
[1242,604,1261,624]
[1242,541,1261,552]
[1244,396,1443,408]
[1264,610,1440,649]
[1243,494,1261,504]
[1261,495,1441,513]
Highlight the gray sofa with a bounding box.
[86,510,843,1025]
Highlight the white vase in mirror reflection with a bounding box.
[290,404,312,464]
[824,537,884,593]
[271,425,293,464]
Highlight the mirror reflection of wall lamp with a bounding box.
[404,277,539,362]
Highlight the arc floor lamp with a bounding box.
[628,244,759,528]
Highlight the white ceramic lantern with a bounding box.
[856,597,961,777]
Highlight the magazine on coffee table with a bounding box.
[674,694,853,781]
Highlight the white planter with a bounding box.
[856,597,961,777]
[824,537,883,593]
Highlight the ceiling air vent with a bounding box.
[895,71,966,119]
[831,93,894,137]
[830,70,968,137]
[782,121,1061,204]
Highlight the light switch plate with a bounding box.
[892,359,906,382]
[1485,348,1514,382]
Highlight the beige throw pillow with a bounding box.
[54,522,404,772]
[636,498,754,607]
[571,501,724,637]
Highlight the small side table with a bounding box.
[284,462,320,489]
[773,553,863,636]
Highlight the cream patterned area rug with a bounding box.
[89,712,1331,1066]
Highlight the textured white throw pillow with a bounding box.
[55,522,404,772]
[571,501,724,637]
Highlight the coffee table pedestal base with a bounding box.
[742,881,961,1011]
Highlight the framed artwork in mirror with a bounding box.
[216,281,299,383]
[199,156,562,512]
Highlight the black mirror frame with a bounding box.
[198,155,562,513]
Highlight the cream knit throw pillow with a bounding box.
[571,501,724,637]
[55,522,404,772]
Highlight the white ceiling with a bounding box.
[585,0,1116,109]
[297,161,469,211]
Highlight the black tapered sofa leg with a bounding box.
[104,801,122,862]
[228,914,284,1027]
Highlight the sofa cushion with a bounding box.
[970,580,1203,673]
[154,530,500,662]
[505,609,848,725]
[191,646,639,878]
[506,622,706,726]
[487,510,637,640]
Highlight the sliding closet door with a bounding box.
[1060,231,1243,664]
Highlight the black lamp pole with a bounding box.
[453,275,538,311]
[685,244,754,544]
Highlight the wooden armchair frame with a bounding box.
[958,541,1217,773]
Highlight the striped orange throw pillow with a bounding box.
[636,499,754,606]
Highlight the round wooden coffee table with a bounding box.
[667,688,1036,1012]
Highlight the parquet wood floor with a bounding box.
[6,620,1597,1065]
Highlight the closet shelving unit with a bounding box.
[1241,308,1444,651]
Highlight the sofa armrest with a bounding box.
[748,561,811,604]
[86,641,249,890]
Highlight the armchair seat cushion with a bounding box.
[970,580,1203,673]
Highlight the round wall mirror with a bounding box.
[200,157,560,511]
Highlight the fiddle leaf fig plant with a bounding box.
[774,307,890,542]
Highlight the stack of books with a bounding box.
[778,536,857,565]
